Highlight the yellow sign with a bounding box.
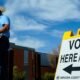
[54,29,80,80]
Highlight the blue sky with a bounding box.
[0,0,80,53]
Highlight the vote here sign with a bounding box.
[54,29,80,80]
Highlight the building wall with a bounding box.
[28,50,41,80]
[10,43,58,80]
[41,66,55,75]
[40,53,58,75]
[13,48,24,71]
[28,50,34,80]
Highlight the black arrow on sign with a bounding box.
[63,64,80,74]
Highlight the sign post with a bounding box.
[54,29,80,80]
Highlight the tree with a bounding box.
[13,66,26,80]
[48,45,60,68]
[42,72,55,80]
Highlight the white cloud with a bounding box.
[10,36,46,49]
[4,0,80,22]
[4,0,47,31]
[36,0,80,20]
[12,16,47,31]
[48,29,64,38]
[10,37,17,42]
[10,30,15,36]
[4,0,80,52]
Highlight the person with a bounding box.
[0,6,10,80]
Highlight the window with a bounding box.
[24,49,28,64]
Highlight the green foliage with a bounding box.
[48,55,55,68]
[13,66,26,80]
[42,72,55,80]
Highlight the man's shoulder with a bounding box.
[1,15,10,24]
[1,15,10,22]
[1,15,9,19]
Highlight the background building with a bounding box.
[10,43,58,80]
